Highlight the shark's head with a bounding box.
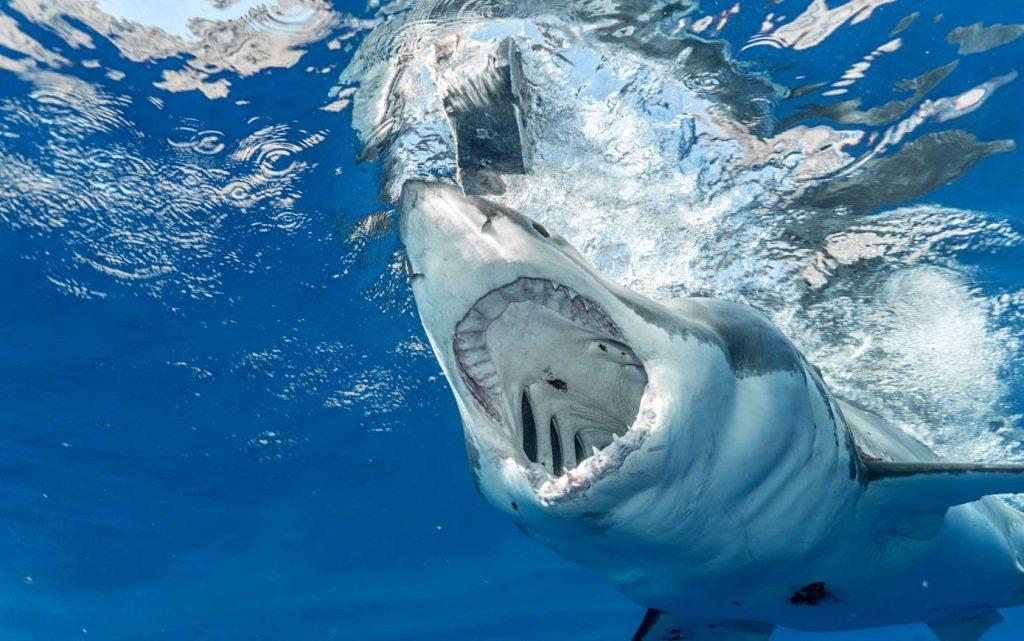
[399,179,718,516]
[399,180,850,584]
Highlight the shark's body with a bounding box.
[398,180,1024,640]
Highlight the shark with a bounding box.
[398,179,1024,641]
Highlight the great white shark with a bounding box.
[398,179,1024,641]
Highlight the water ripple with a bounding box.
[0,75,328,302]
[4,0,372,99]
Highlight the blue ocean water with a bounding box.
[0,1,1022,640]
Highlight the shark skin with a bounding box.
[397,179,1024,641]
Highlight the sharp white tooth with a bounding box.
[542,288,564,310]
[472,360,497,377]
[586,309,614,334]
[458,345,478,361]
[476,369,502,390]
[556,292,573,316]
[592,446,601,457]
[463,358,495,378]
[571,296,587,319]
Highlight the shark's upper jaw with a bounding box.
[453,276,624,423]
[452,275,650,495]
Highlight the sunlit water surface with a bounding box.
[1,1,1023,639]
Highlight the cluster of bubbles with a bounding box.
[342,0,1024,462]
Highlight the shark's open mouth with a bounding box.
[453,277,648,485]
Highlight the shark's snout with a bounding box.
[399,180,486,242]
[398,180,506,287]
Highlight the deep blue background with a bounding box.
[0,1,1022,639]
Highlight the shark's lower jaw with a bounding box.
[524,409,655,504]
[453,276,650,498]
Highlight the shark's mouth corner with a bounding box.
[453,276,651,498]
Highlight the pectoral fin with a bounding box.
[928,609,1003,641]
[860,461,1024,539]
[843,399,1024,534]
[865,461,1024,510]
[632,609,774,641]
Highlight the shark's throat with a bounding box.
[453,277,648,477]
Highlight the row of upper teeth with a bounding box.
[453,277,621,423]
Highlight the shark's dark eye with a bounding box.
[532,222,550,238]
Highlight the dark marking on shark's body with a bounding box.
[546,377,568,392]
[790,582,829,606]
[631,609,663,641]
[865,461,1024,480]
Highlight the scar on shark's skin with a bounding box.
[541,367,568,392]
[790,582,830,606]
[545,378,568,392]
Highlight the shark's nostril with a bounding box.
[521,390,538,463]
